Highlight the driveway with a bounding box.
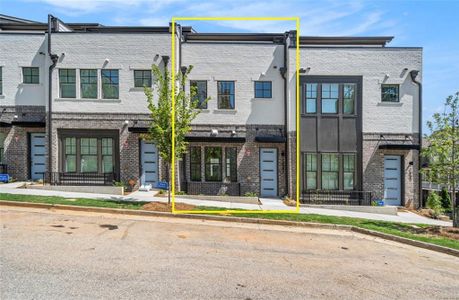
[1,206,458,299]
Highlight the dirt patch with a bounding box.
[99,224,118,230]
[141,201,195,212]
[283,198,296,206]
[398,225,459,241]
[411,209,451,221]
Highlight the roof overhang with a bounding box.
[10,121,46,127]
[378,144,420,150]
[185,136,246,143]
[300,36,393,47]
[255,135,286,143]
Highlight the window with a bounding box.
[305,153,317,189]
[0,67,3,95]
[22,67,39,84]
[64,137,76,172]
[218,81,235,109]
[205,147,222,181]
[254,81,272,98]
[225,147,237,182]
[134,70,151,88]
[59,69,76,98]
[343,154,355,190]
[101,69,119,99]
[101,138,114,173]
[321,153,339,190]
[381,84,399,102]
[321,84,339,113]
[190,80,207,109]
[190,147,201,181]
[305,83,317,113]
[343,84,355,114]
[80,138,98,172]
[80,69,98,99]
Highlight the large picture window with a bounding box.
[205,147,222,181]
[225,147,237,182]
[101,69,119,99]
[321,153,339,190]
[190,147,201,181]
[59,69,76,98]
[80,69,98,99]
[190,80,207,109]
[218,81,235,109]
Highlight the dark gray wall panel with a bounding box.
[301,118,317,152]
[340,118,357,152]
[318,118,338,151]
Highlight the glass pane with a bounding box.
[102,155,113,173]
[321,84,338,113]
[65,137,76,155]
[190,147,201,181]
[65,155,76,172]
[61,84,76,98]
[306,99,316,113]
[343,154,355,171]
[225,147,237,182]
[80,69,97,98]
[81,138,97,155]
[306,172,316,189]
[322,99,338,113]
[344,173,354,190]
[205,147,222,181]
[102,138,113,155]
[381,85,399,102]
[81,156,98,172]
[343,84,355,114]
[322,172,338,190]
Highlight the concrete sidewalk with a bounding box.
[0,182,452,226]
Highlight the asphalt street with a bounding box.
[1,206,458,299]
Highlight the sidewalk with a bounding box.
[0,182,452,226]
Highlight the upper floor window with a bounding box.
[381,84,399,102]
[101,69,119,99]
[305,83,317,113]
[321,84,339,113]
[23,67,39,84]
[343,84,355,114]
[0,67,3,95]
[254,81,272,98]
[59,69,76,98]
[190,80,207,109]
[218,81,235,109]
[134,70,151,88]
[80,69,98,99]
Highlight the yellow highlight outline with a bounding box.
[171,16,300,214]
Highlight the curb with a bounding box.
[1,200,458,258]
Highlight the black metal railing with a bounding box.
[301,190,373,206]
[44,172,119,186]
[186,182,241,196]
[0,164,7,174]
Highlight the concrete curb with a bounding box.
[1,200,458,258]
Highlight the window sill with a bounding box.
[19,83,42,86]
[378,102,403,107]
[252,97,272,100]
[214,109,237,114]
[196,109,210,113]
[129,87,150,92]
[55,98,121,103]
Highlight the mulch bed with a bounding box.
[141,201,195,212]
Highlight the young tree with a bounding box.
[144,64,204,204]
[422,92,459,226]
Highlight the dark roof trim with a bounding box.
[128,127,148,133]
[185,136,246,143]
[300,36,393,46]
[0,122,12,128]
[255,136,287,143]
[378,144,420,150]
[10,121,46,127]
[184,32,285,43]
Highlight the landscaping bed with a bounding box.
[142,202,195,212]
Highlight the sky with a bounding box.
[1,0,458,133]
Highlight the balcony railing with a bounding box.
[0,164,7,174]
[301,190,373,206]
[44,172,119,186]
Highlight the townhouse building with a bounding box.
[0,14,422,207]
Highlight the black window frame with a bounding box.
[381,84,400,102]
[217,81,235,109]
[22,67,39,84]
[254,81,272,98]
[80,69,98,99]
[304,83,318,114]
[134,70,152,88]
[101,69,119,99]
[59,69,76,98]
[205,147,222,182]
[190,146,202,181]
[304,153,317,190]
[190,80,208,109]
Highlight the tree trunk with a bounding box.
[166,163,171,205]
[453,190,458,227]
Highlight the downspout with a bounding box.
[279,32,289,197]
[410,70,422,208]
[178,24,187,192]
[47,15,59,178]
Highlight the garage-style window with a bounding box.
[134,70,152,88]
[305,153,317,189]
[190,80,207,109]
[205,147,222,181]
[218,81,235,109]
[23,67,39,84]
[225,147,237,182]
[190,147,201,181]
[59,69,76,98]
[321,84,339,113]
[381,84,399,102]
[80,69,98,99]
[321,153,339,190]
[254,81,272,98]
[102,69,119,99]
[343,154,355,190]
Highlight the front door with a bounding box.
[260,148,278,197]
[30,133,46,181]
[384,155,402,206]
[140,140,158,187]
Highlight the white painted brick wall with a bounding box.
[182,42,285,126]
[0,33,48,107]
[289,47,422,133]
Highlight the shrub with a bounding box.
[440,187,452,212]
[244,192,258,197]
[426,192,443,218]
[112,181,127,188]
[175,191,187,195]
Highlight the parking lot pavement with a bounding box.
[1,206,459,299]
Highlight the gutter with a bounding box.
[47,15,59,177]
[279,32,289,197]
[410,70,422,208]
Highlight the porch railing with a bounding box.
[186,182,241,196]
[0,164,7,174]
[301,190,373,206]
[44,172,119,186]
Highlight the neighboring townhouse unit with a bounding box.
[0,14,422,208]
